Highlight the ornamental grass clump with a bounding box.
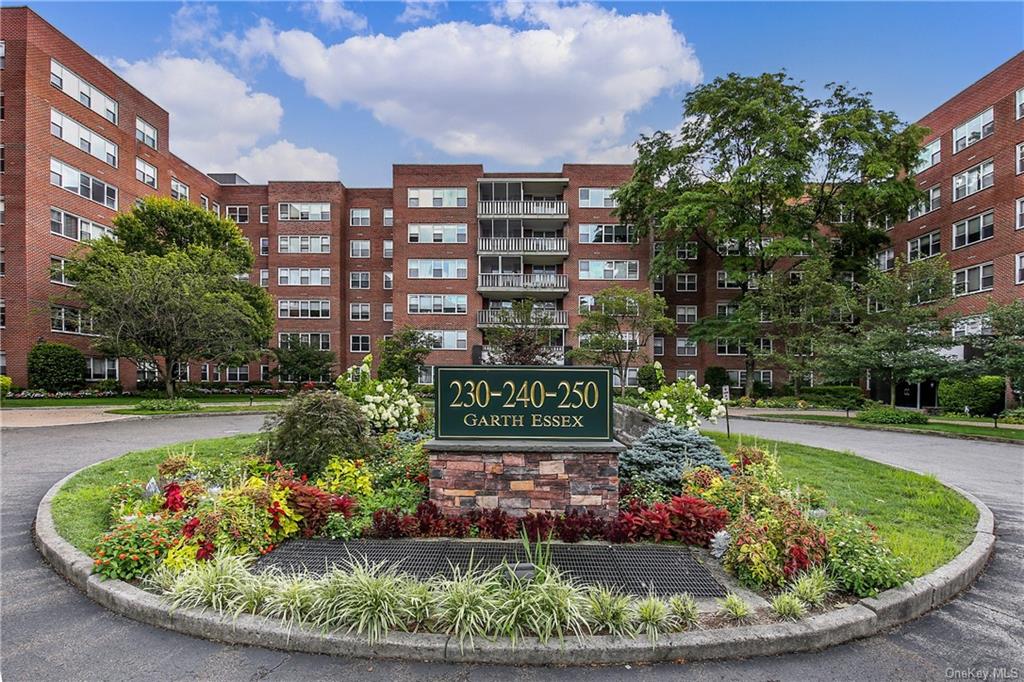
[164,554,253,613]
[260,572,318,635]
[311,561,412,644]
[633,595,673,644]
[586,586,636,637]
[668,593,699,631]
[770,593,806,621]
[491,568,590,646]
[789,566,834,608]
[431,564,502,651]
[716,593,752,623]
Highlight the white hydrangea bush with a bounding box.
[640,377,727,430]
[334,355,421,431]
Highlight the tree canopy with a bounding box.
[483,300,565,366]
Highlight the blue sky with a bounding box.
[32,1,1024,186]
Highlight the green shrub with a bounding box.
[856,406,928,425]
[789,566,834,607]
[28,342,87,392]
[135,398,200,412]
[801,385,865,409]
[716,593,752,623]
[637,363,664,392]
[938,376,1005,417]
[619,424,731,490]
[633,595,673,643]
[93,378,123,393]
[668,593,699,630]
[262,390,372,476]
[0,375,11,397]
[770,593,806,621]
[586,586,636,637]
[816,512,910,597]
[704,366,729,395]
[1001,406,1024,424]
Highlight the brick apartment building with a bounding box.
[0,7,1021,396]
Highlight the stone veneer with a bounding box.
[424,440,625,517]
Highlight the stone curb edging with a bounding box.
[33,458,995,665]
[734,414,1021,445]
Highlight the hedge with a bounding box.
[938,376,1005,417]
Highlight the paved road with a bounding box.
[1,416,1021,681]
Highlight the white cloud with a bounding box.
[113,54,339,181]
[303,0,367,31]
[213,140,341,183]
[171,3,219,46]
[224,2,701,165]
[396,0,446,24]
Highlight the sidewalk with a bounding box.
[728,407,1024,431]
[0,406,135,428]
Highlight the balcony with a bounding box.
[481,345,565,365]
[477,273,569,298]
[477,309,568,328]
[477,236,569,259]
[477,200,568,219]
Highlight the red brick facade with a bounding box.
[1,8,1021,394]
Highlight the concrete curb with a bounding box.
[33,454,995,665]
[735,414,1021,445]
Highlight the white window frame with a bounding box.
[135,157,156,188]
[952,211,994,250]
[952,107,994,153]
[676,369,697,382]
[1017,142,1024,175]
[50,255,74,286]
[50,207,114,242]
[350,335,371,353]
[675,305,697,324]
[716,271,742,289]
[170,178,189,201]
[349,239,371,258]
[85,357,118,381]
[1017,87,1024,120]
[915,138,941,173]
[1017,197,1024,231]
[278,235,331,254]
[579,224,633,244]
[383,303,393,322]
[653,336,664,357]
[417,366,435,385]
[676,273,697,292]
[383,208,394,227]
[226,205,249,224]
[677,242,699,260]
[407,187,467,208]
[260,205,269,223]
[383,271,393,290]
[425,330,468,350]
[908,186,940,220]
[349,303,371,321]
[383,240,393,259]
[277,300,331,319]
[953,159,994,201]
[50,158,117,209]
[407,259,468,279]
[907,230,941,262]
[578,260,639,281]
[1016,253,1024,286]
[50,59,118,123]
[278,267,331,286]
[953,262,994,297]
[675,337,697,357]
[578,187,617,208]
[408,294,468,315]
[279,332,331,351]
[135,116,157,149]
[350,208,371,227]
[278,202,331,221]
[408,223,467,243]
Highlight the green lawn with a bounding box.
[711,433,978,576]
[3,394,283,408]
[752,412,1024,441]
[106,404,280,415]
[51,434,260,553]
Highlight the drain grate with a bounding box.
[254,539,726,597]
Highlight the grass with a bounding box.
[750,412,1024,441]
[2,394,283,408]
[710,433,978,576]
[106,404,280,415]
[51,434,260,553]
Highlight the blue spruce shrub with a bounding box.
[619,424,731,490]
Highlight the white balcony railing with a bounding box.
[477,200,568,217]
[477,309,568,327]
[477,273,569,291]
[477,237,568,254]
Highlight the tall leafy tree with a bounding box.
[968,299,1024,409]
[819,256,953,406]
[376,328,435,385]
[272,343,337,387]
[615,72,926,396]
[66,197,274,397]
[483,300,564,366]
[568,285,673,395]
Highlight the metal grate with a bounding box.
[255,539,726,597]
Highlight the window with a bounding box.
[1018,142,1024,175]
[0,41,4,69]
[875,248,894,271]
[676,369,697,382]
[225,366,249,383]
[676,305,697,324]
[278,268,331,285]
[383,271,393,290]
[383,303,393,322]
[350,208,371,226]
[383,208,393,227]
[350,335,371,353]
[408,259,468,279]
[1017,253,1024,286]
[50,207,114,242]
[908,186,940,220]
[716,271,742,289]
[1018,88,1024,120]
[717,302,739,318]
[200,195,209,210]
[951,315,993,341]
[755,338,773,353]
[260,205,269,223]
[952,108,994,153]
[407,187,467,208]
[953,263,994,296]
[953,160,994,201]
[278,202,331,221]
[212,202,220,216]
[0,196,4,224]
[279,332,331,350]
[50,305,94,335]
[135,117,157,148]
[653,275,664,292]
[383,240,393,259]
[578,188,617,208]
[907,231,941,261]
[350,272,370,289]
[50,256,74,286]
[0,247,4,277]
[49,109,118,166]
[579,224,633,243]
[653,336,664,357]
[426,330,468,350]
[676,273,697,292]
[953,211,994,249]
[350,240,371,258]
[675,337,697,357]
[85,357,118,381]
[915,138,941,173]
[50,158,117,209]
[170,179,189,201]
[1018,197,1024,230]
[50,60,117,123]
[0,351,5,377]
[0,299,4,327]
[259,269,269,287]
[259,238,269,256]
[226,205,249,224]
[726,370,746,388]
[578,260,639,280]
[717,240,741,256]
[0,92,3,120]
[677,242,699,260]
[0,145,4,173]
[578,295,596,313]
[277,300,330,318]
[350,303,370,321]
[417,366,435,385]
[717,339,744,355]
[279,235,331,253]
[612,368,639,389]
[408,223,467,243]
[408,294,468,314]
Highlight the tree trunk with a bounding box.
[889,369,896,407]
[744,353,755,398]
[164,370,175,399]
[1005,376,1018,410]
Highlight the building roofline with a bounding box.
[913,50,1024,125]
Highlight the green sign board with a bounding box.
[434,366,613,441]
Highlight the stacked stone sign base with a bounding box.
[424,440,625,517]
